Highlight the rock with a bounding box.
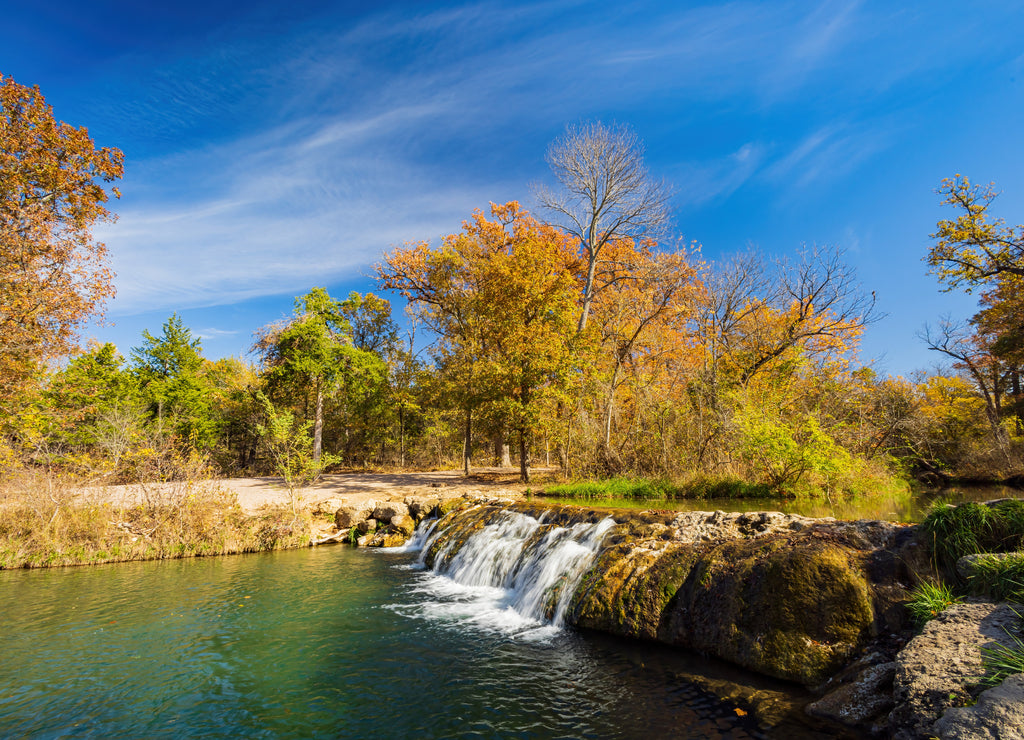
[806,660,896,726]
[888,602,1023,739]
[373,502,410,524]
[404,496,438,520]
[367,531,409,548]
[356,518,377,534]
[390,514,416,536]
[956,552,1022,581]
[356,534,372,547]
[931,673,1024,739]
[570,523,882,685]
[312,497,346,516]
[335,500,376,528]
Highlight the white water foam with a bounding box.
[387,511,615,640]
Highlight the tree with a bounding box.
[253,288,351,463]
[533,121,672,333]
[131,314,218,448]
[379,202,580,481]
[0,74,123,406]
[927,175,1024,290]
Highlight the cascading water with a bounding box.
[404,507,616,628]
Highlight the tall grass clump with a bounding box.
[905,581,962,627]
[968,554,1024,603]
[0,457,312,569]
[920,500,1024,574]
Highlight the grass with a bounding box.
[979,607,1024,688]
[906,581,963,627]
[967,553,1024,603]
[920,499,1024,574]
[0,469,313,569]
[541,475,773,501]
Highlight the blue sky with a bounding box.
[4,0,1023,375]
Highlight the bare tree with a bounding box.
[717,245,880,385]
[533,121,673,333]
[919,317,1011,446]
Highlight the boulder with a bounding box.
[312,497,346,516]
[806,658,896,726]
[390,514,416,536]
[888,602,1022,739]
[373,502,410,524]
[367,531,409,548]
[404,496,438,520]
[931,673,1024,739]
[356,518,377,534]
[572,531,877,686]
[335,500,376,528]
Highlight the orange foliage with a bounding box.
[0,74,123,407]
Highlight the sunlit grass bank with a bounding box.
[0,471,312,569]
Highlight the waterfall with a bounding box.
[409,508,615,628]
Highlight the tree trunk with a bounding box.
[463,405,472,476]
[493,429,512,467]
[313,379,324,463]
[398,405,406,468]
[519,427,530,483]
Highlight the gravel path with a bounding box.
[79,469,542,514]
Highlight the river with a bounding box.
[0,541,865,739]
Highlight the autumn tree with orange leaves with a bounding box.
[0,74,123,410]
[379,202,580,482]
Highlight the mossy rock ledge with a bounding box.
[568,508,916,686]
[430,502,916,687]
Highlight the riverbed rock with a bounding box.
[805,656,896,726]
[335,500,376,528]
[931,673,1024,739]
[390,514,416,536]
[367,531,409,548]
[312,497,346,516]
[888,601,1023,739]
[572,529,878,685]
[373,502,410,524]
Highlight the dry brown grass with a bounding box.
[0,466,313,570]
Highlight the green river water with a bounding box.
[0,543,859,739]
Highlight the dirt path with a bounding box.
[80,469,550,514]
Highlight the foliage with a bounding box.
[379,202,581,482]
[927,175,1024,291]
[0,74,123,407]
[254,392,339,520]
[905,581,962,627]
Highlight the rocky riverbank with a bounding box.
[344,496,1023,739]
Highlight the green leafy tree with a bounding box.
[254,288,388,464]
[131,314,217,448]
